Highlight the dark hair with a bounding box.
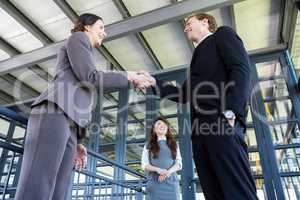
[71,13,103,33]
[148,117,177,160]
[186,13,218,33]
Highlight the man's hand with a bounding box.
[137,70,156,86]
[74,144,87,171]
[223,110,236,128]
[227,118,235,128]
[127,71,156,90]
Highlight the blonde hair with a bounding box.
[186,13,218,33]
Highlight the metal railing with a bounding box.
[0,107,147,200]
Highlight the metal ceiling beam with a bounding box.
[106,0,244,41]
[0,37,18,55]
[282,0,299,50]
[275,0,286,46]
[0,74,39,98]
[4,97,36,116]
[98,46,125,71]
[0,8,52,121]
[0,0,242,74]
[112,0,163,70]
[0,91,32,119]
[0,36,49,80]
[3,43,285,78]
[0,91,15,105]
[0,0,52,81]
[228,5,237,30]
[248,43,287,58]
[53,0,125,71]
[0,38,40,102]
[0,75,36,107]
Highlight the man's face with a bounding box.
[184,16,209,42]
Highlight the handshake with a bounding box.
[127,70,156,90]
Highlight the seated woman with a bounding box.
[141,117,182,200]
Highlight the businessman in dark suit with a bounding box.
[144,13,258,200]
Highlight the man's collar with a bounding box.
[195,32,213,47]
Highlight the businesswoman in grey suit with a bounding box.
[141,117,182,200]
[15,13,155,200]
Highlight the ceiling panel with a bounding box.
[38,59,58,76]
[122,0,171,16]
[0,7,43,52]
[67,0,123,25]
[234,0,281,50]
[142,22,191,68]
[207,7,233,28]
[6,32,43,52]
[0,77,33,101]
[104,35,157,71]
[10,69,48,93]
[123,0,189,68]
[41,18,74,41]
[0,7,27,38]
[11,0,73,42]
[0,50,10,61]
[93,51,110,70]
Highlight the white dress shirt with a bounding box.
[195,32,213,47]
[141,136,183,170]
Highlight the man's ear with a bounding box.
[202,18,209,24]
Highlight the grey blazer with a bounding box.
[32,32,128,128]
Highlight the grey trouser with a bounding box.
[15,102,77,200]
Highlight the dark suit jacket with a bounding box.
[153,26,250,130]
[32,32,128,128]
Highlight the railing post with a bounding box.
[113,87,129,198]
[177,72,196,200]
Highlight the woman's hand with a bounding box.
[156,167,168,175]
[158,170,172,182]
[74,144,87,171]
[127,71,156,89]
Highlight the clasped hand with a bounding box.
[128,70,156,90]
[156,168,171,182]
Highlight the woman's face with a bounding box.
[85,19,107,47]
[154,120,168,136]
